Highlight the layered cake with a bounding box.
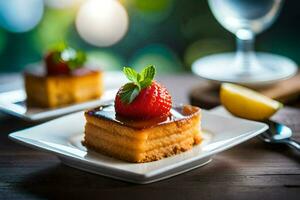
[83,65,202,163]
[24,43,103,108]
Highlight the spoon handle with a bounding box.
[283,139,300,151]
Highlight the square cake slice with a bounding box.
[83,104,202,163]
[24,69,103,108]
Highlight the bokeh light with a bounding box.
[0,0,44,33]
[45,0,84,9]
[184,39,233,68]
[76,0,129,47]
[129,44,182,74]
[127,0,174,23]
[32,9,76,53]
[87,51,125,71]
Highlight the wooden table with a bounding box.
[0,74,299,199]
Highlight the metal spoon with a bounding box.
[259,120,300,151]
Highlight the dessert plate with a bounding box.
[9,108,268,184]
[0,71,126,121]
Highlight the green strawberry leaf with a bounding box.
[119,65,156,104]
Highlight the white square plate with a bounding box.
[0,71,126,121]
[9,107,268,184]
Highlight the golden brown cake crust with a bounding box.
[24,70,103,108]
[83,105,202,163]
[83,135,201,163]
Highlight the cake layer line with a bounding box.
[85,122,201,151]
[83,135,198,163]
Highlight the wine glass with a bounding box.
[192,0,297,86]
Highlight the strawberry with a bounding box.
[45,52,70,75]
[115,65,172,119]
[44,43,87,76]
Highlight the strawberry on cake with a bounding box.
[83,65,202,163]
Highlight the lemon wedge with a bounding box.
[220,83,282,121]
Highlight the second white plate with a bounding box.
[0,71,126,121]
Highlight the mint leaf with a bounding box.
[50,43,87,70]
[140,78,152,88]
[140,65,156,88]
[51,42,68,52]
[67,50,87,69]
[52,51,62,64]
[119,65,156,104]
[141,65,155,81]
[123,67,139,83]
[119,83,140,104]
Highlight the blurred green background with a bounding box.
[0,0,299,74]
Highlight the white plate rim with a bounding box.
[8,109,268,183]
[0,89,117,121]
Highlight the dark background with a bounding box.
[0,0,299,73]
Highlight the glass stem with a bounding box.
[235,29,260,74]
